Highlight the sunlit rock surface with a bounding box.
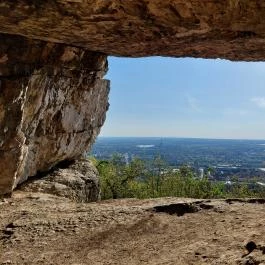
[0,34,109,194]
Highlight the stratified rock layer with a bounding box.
[0,0,265,60]
[0,34,109,194]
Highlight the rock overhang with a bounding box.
[0,0,265,60]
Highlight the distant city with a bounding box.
[91,137,265,182]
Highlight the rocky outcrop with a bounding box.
[0,0,265,194]
[19,160,100,202]
[0,34,109,195]
[0,0,265,60]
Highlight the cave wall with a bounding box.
[0,34,109,194]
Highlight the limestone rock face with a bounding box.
[20,159,101,202]
[0,0,265,60]
[0,34,109,195]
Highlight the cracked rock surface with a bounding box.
[0,34,109,194]
[0,0,265,60]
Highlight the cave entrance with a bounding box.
[92,57,265,182]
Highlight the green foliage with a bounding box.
[95,153,146,199]
[93,155,265,200]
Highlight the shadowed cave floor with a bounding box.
[1,193,265,265]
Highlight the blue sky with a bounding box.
[100,57,265,140]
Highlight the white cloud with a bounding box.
[223,108,248,116]
[251,97,265,108]
[186,95,202,112]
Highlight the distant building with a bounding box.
[225,177,232,185]
[198,168,204,179]
[124,153,129,165]
[257,182,265,186]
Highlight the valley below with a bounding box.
[1,192,265,265]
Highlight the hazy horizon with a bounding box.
[100,57,265,140]
[97,136,265,141]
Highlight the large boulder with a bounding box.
[19,159,101,202]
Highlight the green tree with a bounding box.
[96,154,146,199]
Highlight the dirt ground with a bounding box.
[1,192,265,265]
